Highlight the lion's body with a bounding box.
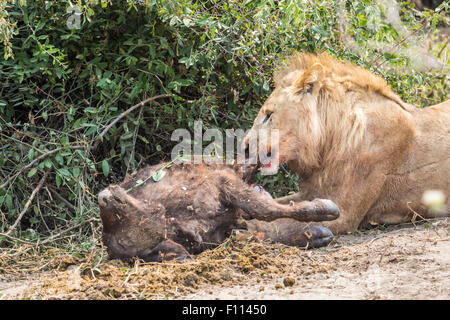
[366,101,450,223]
[244,53,449,234]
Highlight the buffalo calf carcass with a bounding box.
[98,162,339,262]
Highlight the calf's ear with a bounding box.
[294,63,324,94]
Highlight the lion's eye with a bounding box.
[263,112,273,123]
[305,83,313,94]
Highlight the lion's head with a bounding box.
[243,52,411,176]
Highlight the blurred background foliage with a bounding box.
[0,0,448,245]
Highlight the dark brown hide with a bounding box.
[99,163,339,262]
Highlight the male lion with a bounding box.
[243,52,449,234]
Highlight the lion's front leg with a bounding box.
[319,211,365,234]
[275,193,354,232]
[276,173,388,235]
[276,196,372,235]
[275,192,303,204]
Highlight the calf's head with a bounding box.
[98,185,167,261]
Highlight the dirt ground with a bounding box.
[0,218,449,300]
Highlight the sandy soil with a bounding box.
[1,218,449,300]
[185,219,450,300]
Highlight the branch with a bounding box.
[2,169,51,237]
[91,94,172,151]
[39,217,98,245]
[370,20,428,68]
[48,186,77,214]
[0,145,84,190]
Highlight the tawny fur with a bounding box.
[244,52,449,234]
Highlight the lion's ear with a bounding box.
[294,63,324,94]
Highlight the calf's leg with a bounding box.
[221,175,340,222]
[245,218,334,248]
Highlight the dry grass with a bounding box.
[1,218,449,300]
[0,235,314,299]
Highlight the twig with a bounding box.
[0,145,84,190]
[2,169,51,237]
[437,38,449,58]
[370,20,428,68]
[36,194,52,235]
[0,233,38,245]
[47,186,77,214]
[406,201,430,227]
[91,94,172,151]
[39,217,98,245]
[368,235,388,245]
[123,260,139,287]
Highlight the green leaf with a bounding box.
[55,174,61,188]
[55,153,64,165]
[28,149,34,162]
[152,169,166,182]
[58,168,71,177]
[84,107,98,114]
[102,160,110,177]
[27,168,38,178]
[5,194,13,211]
[44,158,52,169]
[72,167,80,178]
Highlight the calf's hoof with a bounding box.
[139,240,191,263]
[302,225,334,249]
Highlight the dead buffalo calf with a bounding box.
[98,162,339,262]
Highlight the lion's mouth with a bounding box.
[262,161,274,169]
[262,155,287,167]
[260,155,288,175]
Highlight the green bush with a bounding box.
[0,0,448,243]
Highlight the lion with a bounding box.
[243,52,449,234]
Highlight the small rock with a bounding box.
[67,266,82,291]
[183,273,199,287]
[66,264,77,271]
[283,277,295,287]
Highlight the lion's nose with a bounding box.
[98,189,112,207]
